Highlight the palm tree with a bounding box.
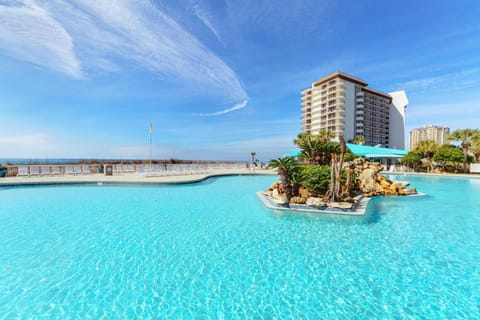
[268,157,299,201]
[250,152,256,166]
[471,135,480,163]
[413,139,439,172]
[294,132,339,165]
[448,129,480,173]
[327,136,346,202]
[350,135,365,145]
[317,129,335,143]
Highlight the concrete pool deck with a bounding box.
[0,168,277,186]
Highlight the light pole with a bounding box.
[250,152,256,172]
[149,123,152,165]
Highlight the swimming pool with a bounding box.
[0,175,479,318]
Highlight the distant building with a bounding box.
[301,71,408,149]
[409,125,450,150]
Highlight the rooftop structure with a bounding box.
[409,125,450,150]
[301,71,408,149]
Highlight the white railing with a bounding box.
[12,163,250,177]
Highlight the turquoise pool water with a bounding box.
[0,175,479,318]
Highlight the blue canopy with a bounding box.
[283,143,408,158]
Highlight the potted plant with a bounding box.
[0,164,8,177]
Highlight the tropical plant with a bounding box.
[413,139,439,172]
[268,157,300,201]
[432,144,467,172]
[401,152,422,171]
[349,135,365,145]
[300,165,331,194]
[448,128,480,173]
[294,133,340,165]
[250,152,256,164]
[316,129,336,143]
[471,135,480,163]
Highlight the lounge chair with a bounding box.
[40,165,51,175]
[17,166,29,177]
[51,166,61,175]
[73,165,82,175]
[65,165,74,175]
[30,166,40,176]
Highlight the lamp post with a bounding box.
[149,123,152,165]
[250,152,256,173]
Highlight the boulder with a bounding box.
[328,202,354,210]
[306,197,326,207]
[298,187,310,198]
[358,168,377,194]
[290,196,307,204]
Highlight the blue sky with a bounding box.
[0,0,479,161]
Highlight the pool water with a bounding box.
[0,175,479,318]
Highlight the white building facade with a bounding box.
[409,125,450,150]
[301,71,408,149]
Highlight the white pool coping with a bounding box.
[0,168,276,186]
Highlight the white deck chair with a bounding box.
[51,166,61,175]
[136,164,145,175]
[30,166,40,176]
[113,164,122,174]
[65,165,74,175]
[40,165,51,175]
[73,165,82,174]
[17,166,29,176]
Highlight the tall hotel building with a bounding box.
[301,71,408,149]
[409,125,450,150]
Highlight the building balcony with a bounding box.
[356,110,364,115]
[356,92,364,97]
[356,116,364,121]
[356,128,364,133]
[356,98,364,103]
[356,104,364,109]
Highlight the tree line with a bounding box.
[403,128,480,173]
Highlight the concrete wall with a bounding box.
[343,81,356,141]
[388,91,408,149]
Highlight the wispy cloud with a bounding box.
[0,1,81,78]
[194,100,248,116]
[406,100,480,131]
[391,68,480,93]
[190,0,223,45]
[0,0,247,103]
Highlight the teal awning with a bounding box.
[283,143,408,158]
[345,143,408,157]
[283,150,301,157]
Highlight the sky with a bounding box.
[0,0,479,161]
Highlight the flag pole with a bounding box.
[149,123,152,165]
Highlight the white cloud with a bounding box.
[193,100,248,116]
[0,0,247,103]
[0,132,58,157]
[190,0,223,44]
[110,135,296,161]
[406,101,480,131]
[0,1,81,78]
[393,68,480,93]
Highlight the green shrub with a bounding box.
[300,165,331,193]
